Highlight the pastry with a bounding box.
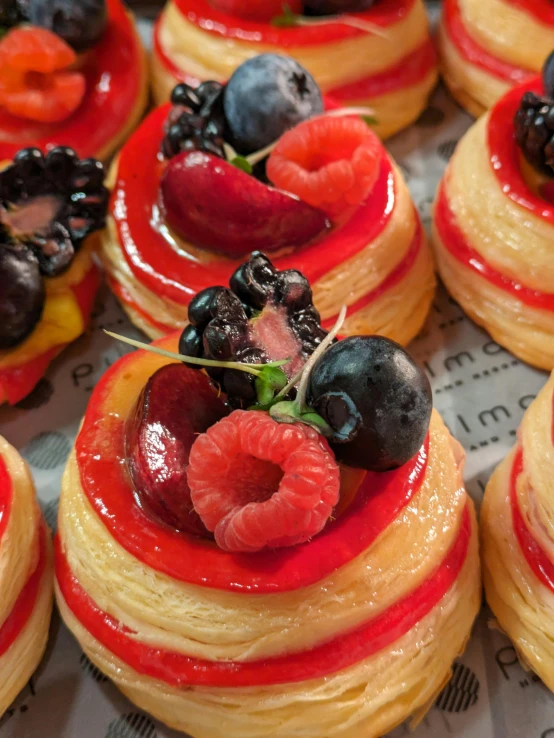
[482,372,554,690]
[151,0,438,139]
[0,147,109,405]
[101,54,435,346]
[0,436,53,716]
[438,0,554,116]
[0,0,148,163]
[55,255,480,738]
[431,57,554,371]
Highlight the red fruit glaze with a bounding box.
[188,410,340,552]
[174,0,416,46]
[0,453,13,545]
[442,0,534,83]
[55,505,472,687]
[160,151,329,257]
[267,116,381,218]
[0,0,143,160]
[0,263,100,406]
[75,333,430,593]
[127,363,227,536]
[0,524,48,658]
[210,0,302,22]
[111,104,393,306]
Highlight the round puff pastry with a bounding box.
[0,238,100,406]
[55,334,481,738]
[100,105,435,346]
[438,0,554,116]
[482,372,554,690]
[151,0,437,140]
[0,0,148,164]
[0,437,53,716]
[431,76,554,371]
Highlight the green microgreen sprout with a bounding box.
[272,5,388,38]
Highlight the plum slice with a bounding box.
[126,362,228,536]
[159,151,329,258]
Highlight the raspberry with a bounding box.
[0,27,85,123]
[187,410,340,552]
[267,116,382,218]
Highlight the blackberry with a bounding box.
[179,253,328,408]
[0,0,25,27]
[0,146,109,277]
[161,81,226,160]
[514,52,554,175]
[0,243,45,349]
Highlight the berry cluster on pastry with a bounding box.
[0,146,109,405]
[0,0,148,162]
[482,372,554,690]
[438,0,554,115]
[0,436,53,717]
[432,54,554,371]
[151,0,437,140]
[101,54,435,347]
[55,255,480,738]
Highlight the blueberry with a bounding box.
[307,336,432,471]
[223,54,323,155]
[304,0,376,13]
[23,0,107,52]
[0,245,45,349]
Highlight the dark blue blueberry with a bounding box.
[22,0,107,52]
[223,54,323,155]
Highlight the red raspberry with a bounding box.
[267,115,382,219]
[187,410,340,553]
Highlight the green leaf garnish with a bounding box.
[362,115,378,127]
[271,4,299,27]
[230,156,253,175]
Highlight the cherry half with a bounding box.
[160,151,329,258]
[126,362,228,536]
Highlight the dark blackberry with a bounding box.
[0,0,25,28]
[514,53,554,175]
[162,81,226,160]
[179,253,328,408]
[0,243,45,349]
[0,146,109,277]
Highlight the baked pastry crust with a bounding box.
[0,437,53,716]
[55,335,481,738]
[482,372,554,690]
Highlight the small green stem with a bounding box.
[104,331,290,377]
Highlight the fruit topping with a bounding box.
[127,363,228,536]
[0,26,85,123]
[21,0,107,53]
[187,409,340,552]
[307,336,432,471]
[514,53,554,176]
[223,54,323,155]
[267,115,381,218]
[159,150,328,257]
[179,253,328,408]
[161,81,226,160]
[303,0,376,13]
[0,146,108,277]
[211,0,302,22]
[0,1,24,28]
[0,243,45,349]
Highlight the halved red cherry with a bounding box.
[126,363,228,536]
[210,0,302,21]
[160,151,329,257]
[267,115,382,219]
[0,27,85,123]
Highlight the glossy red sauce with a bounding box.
[0,454,13,546]
[487,77,554,225]
[55,504,470,687]
[74,333,429,594]
[172,0,416,46]
[154,17,435,99]
[0,524,48,658]
[434,181,554,311]
[443,0,534,83]
[510,447,554,592]
[0,263,100,406]
[0,0,143,160]
[112,104,396,306]
[502,0,554,25]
